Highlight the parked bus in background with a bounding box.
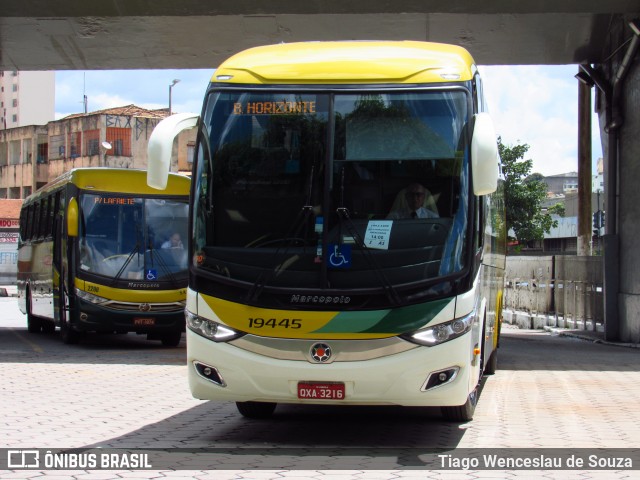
[147,41,506,420]
[18,168,190,346]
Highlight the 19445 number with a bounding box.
[249,318,302,329]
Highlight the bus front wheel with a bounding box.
[485,349,498,375]
[160,330,183,347]
[59,289,80,345]
[441,387,478,422]
[236,401,277,419]
[26,290,42,333]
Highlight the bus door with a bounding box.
[52,191,66,324]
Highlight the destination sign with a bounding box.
[93,197,135,205]
[233,101,316,115]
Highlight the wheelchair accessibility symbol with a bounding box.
[145,269,158,281]
[327,244,351,269]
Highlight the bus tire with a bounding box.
[441,387,478,422]
[59,290,80,345]
[236,401,277,419]
[41,319,56,334]
[26,290,42,333]
[485,349,498,375]
[160,330,182,347]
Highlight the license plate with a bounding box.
[297,382,345,400]
[133,317,155,326]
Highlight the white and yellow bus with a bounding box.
[147,41,506,420]
[18,168,190,346]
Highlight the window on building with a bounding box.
[9,140,20,165]
[49,135,65,160]
[22,187,32,198]
[187,142,195,163]
[0,189,6,199]
[67,132,81,158]
[106,127,131,157]
[11,115,17,123]
[12,99,17,108]
[12,84,17,92]
[22,139,31,164]
[9,187,20,199]
[37,138,48,164]
[84,129,100,156]
[0,143,7,166]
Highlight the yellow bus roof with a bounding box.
[212,41,476,85]
[25,168,190,204]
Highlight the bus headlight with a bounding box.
[404,312,474,346]
[75,288,108,305]
[185,309,243,342]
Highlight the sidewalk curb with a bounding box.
[543,326,640,349]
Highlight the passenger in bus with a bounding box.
[387,183,439,219]
[162,232,184,249]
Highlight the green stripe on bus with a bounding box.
[311,298,450,334]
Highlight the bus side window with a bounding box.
[19,208,27,241]
[39,197,51,239]
[33,202,41,239]
[49,192,60,238]
[24,205,32,240]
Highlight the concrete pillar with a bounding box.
[577,78,592,256]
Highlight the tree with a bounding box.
[499,137,558,246]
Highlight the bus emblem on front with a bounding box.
[310,343,332,363]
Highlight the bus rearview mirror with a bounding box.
[471,112,499,196]
[147,113,199,190]
[67,197,79,237]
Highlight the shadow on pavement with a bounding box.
[0,326,186,365]
[85,397,470,469]
[499,328,640,372]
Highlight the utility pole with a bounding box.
[577,72,592,256]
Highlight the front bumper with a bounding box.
[187,329,478,407]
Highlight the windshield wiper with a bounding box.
[109,243,140,286]
[146,238,178,284]
[335,166,403,306]
[246,165,317,303]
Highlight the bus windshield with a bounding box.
[194,89,470,296]
[79,194,189,282]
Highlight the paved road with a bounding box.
[1,296,639,479]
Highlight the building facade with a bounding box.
[0,71,55,129]
[0,104,194,199]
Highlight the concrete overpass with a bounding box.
[1,1,639,69]
[1,1,640,343]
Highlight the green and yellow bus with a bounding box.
[18,168,190,346]
[148,41,506,420]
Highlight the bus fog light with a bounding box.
[193,361,226,386]
[422,367,460,391]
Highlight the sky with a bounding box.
[55,65,603,177]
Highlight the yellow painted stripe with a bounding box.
[200,293,393,340]
[10,329,44,353]
[75,278,186,302]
